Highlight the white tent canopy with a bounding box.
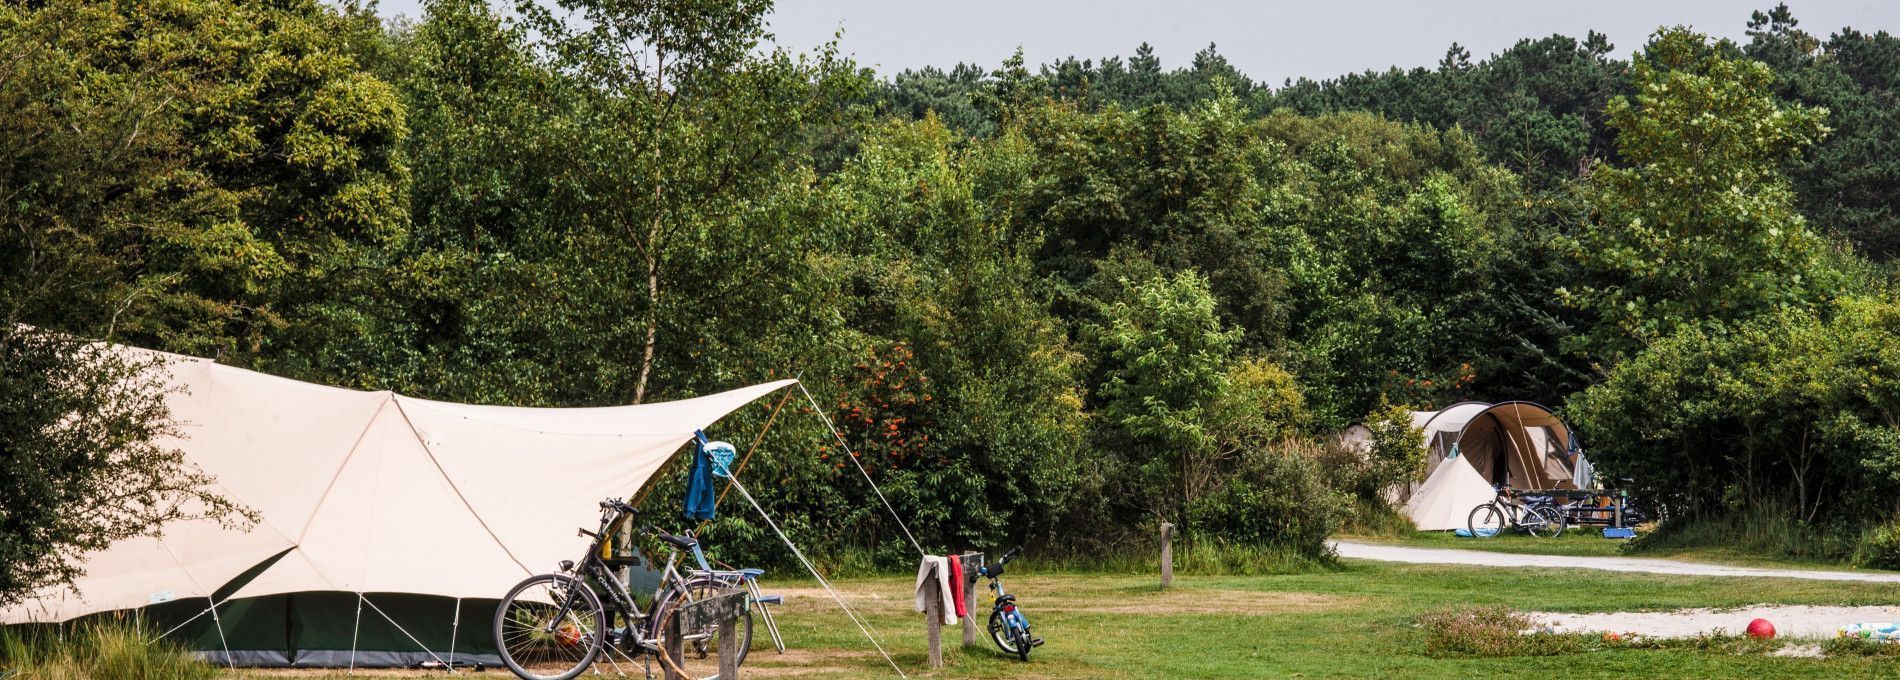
[1404,456,1501,531]
[3,346,793,625]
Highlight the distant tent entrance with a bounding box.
[1401,401,1581,531]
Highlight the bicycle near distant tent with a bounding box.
[1467,484,1566,538]
[492,498,773,680]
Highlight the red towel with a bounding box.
[947,554,968,618]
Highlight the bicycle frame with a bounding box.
[543,507,717,651]
[992,575,1029,631]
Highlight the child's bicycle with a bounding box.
[976,546,1042,661]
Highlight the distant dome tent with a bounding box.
[1400,401,1584,531]
[0,345,795,667]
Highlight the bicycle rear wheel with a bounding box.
[650,575,754,678]
[1467,503,1506,538]
[1528,505,1567,538]
[494,573,606,680]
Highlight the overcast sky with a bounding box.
[369,1,1900,85]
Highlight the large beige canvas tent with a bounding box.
[1,346,793,666]
[1399,401,1581,531]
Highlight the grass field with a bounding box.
[13,555,1900,678]
[178,558,1892,679]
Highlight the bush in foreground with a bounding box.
[1417,606,1580,657]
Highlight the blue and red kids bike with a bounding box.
[978,546,1042,660]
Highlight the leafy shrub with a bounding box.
[1857,521,1900,570]
[1417,606,1579,657]
[1187,443,1339,563]
[1362,398,1427,493]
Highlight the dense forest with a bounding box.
[7,0,1900,586]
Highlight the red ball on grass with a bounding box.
[1747,618,1776,639]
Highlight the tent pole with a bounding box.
[350,592,363,674]
[152,598,220,643]
[695,386,795,535]
[360,594,453,669]
[448,598,461,674]
[721,466,908,678]
[719,387,794,504]
[205,595,236,669]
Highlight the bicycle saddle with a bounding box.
[654,531,698,551]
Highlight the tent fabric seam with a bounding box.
[389,398,535,576]
[294,392,396,545]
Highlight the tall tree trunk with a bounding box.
[633,212,660,405]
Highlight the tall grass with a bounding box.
[1338,497,1415,538]
[1624,503,1863,565]
[0,620,213,680]
[1416,606,1579,657]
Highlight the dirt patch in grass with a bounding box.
[742,647,882,675]
[772,575,1353,617]
[1039,588,1351,615]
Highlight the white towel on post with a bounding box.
[913,555,957,625]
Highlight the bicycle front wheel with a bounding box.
[988,609,1020,655]
[1529,505,1567,538]
[1467,504,1505,538]
[494,573,607,680]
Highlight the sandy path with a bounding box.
[1333,540,1900,583]
[1530,604,1900,639]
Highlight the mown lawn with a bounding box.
[214,559,1900,679]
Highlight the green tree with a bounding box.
[0,330,256,606]
[0,0,263,604]
[810,117,1087,554]
[0,0,407,374]
[1269,32,1627,190]
[1745,4,1900,260]
[521,0,863,404]
[1087,271,1242,528]
[1565,27,1833,365]
[1572,297,1900,529]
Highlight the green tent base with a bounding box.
[58,593,502,668]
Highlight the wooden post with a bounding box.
[1160,522,1174,589]
[924,564,945,669]
[663,612,685,680]
[1614,495,1625,529]
[718,615,741,679]
[960,552,981,647]
[676,590,748,679]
